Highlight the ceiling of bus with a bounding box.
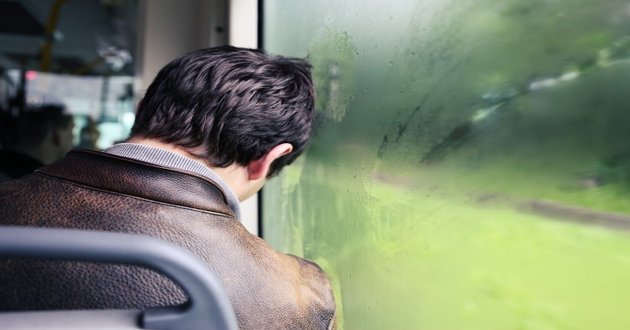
[0,0,137,76]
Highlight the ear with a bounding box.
[247,143,293,180]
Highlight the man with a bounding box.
[0,46,336,329]
[0,105,74,182]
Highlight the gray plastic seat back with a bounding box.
[0,226,239,330]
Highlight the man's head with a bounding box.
[131,46,315,173]
[130,46,315,200]
[13,105,74,164]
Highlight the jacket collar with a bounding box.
[105,143,241,219]
[36,149,236,218]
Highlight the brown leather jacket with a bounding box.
[0,149,336,329]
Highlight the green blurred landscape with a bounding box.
[263,0,630,329]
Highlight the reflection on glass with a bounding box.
[263,1,630,329]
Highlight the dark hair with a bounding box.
[131,46,315,177]
[13,105,73,149]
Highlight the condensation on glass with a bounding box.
[263,1,630,329]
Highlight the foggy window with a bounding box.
[262,1,630,329]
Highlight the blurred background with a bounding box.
[0,0,137,149]
[2,0,630,329]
